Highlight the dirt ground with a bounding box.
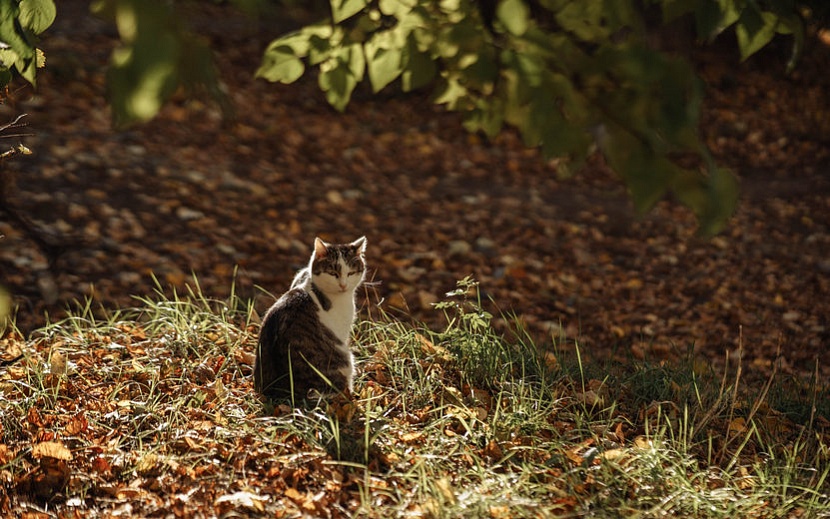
[2,1,829,383]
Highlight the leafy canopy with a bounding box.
[0,0,54,87]
[1,0,821,234]
[255,0,817,235]
[90,0,231,126]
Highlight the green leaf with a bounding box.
[330,0,368,24]
[672,167,738,236]
[517,79,590,160]
[105,0,184,125]
[308,34,333,65]
[318,44,364,112]
[401,35,436,92]
[347,41,365,82]
[555,0,608,41]
[256,44,305,84]
[660,0,695,24]
[463,98,504,137]
[433,74,469,110]
[600,125,677,214]
[700,167,739,236]
[735,8,777,61]
[18,0,56,34]
[693,0,723,39]
[379,0,413,17]
[497,0,530,36]
[319,64,352,112]
[108,34,179,126]
[780,13,804,72]
[365,31,403,92]
[0,0,37,84]
[0,67,11,89]
[104,0,227,125]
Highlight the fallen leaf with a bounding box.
[481,440,502,460]
[600,448,627,461]
[576,389,603,407]
[729,417,748,434]
[91,456,112,475]
[214,490,267,513]
[544,350,559,371]
[26,407,44,428]
[0,444,15,464]
[0,339,22,364]
[31,441,72,461]
[18,457,71,499]
[435,477,456,504]
[49,350,67,376]
[401,431,423,444]
[65,413,88,435]
[490,505,511,518]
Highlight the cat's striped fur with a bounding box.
[254,237,366,401]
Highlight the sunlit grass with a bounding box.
[0,277,828,517]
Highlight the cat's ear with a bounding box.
[313,237,328,258]
[351,236,367,254]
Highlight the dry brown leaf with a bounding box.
[26,407,44,428]
[482,440,503,460]
[0,339,22,364]
[401,431,423,444]
[728,417,748,434]
[18,457,71,499]
[0,444,15,464]
[214,490,267,513]
[234,349,257,367]
[435,477,456,504]
[544,350,559,371]
[576,390,603,407]
[31,441,72,461]
[64,413,88,435]
[49,350,67,377]
[633,436,652,450]
[600,448,627,461]
[614,421,626,443]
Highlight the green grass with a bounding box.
[0,277,828,517]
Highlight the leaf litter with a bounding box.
[1,282,829,516]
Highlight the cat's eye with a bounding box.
[347,271,358,276]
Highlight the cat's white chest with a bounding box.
[317,294,356,347]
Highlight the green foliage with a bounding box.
[433,276,545,389]
[0,0,54,87]
[91,0,230,127]
[7,0,819,231]
[255,0,751,234]
[659,0,807,70]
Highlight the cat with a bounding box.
[254,236,367,402]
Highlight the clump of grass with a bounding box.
[1,276,828,518]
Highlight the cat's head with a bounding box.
[309,236,367,294]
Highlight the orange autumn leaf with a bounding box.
[31,441,72,461]
[64,413,88,435]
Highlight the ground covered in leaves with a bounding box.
[1,283,828,517]
[2,4,830,382]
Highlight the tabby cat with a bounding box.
[254,236,367,401]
